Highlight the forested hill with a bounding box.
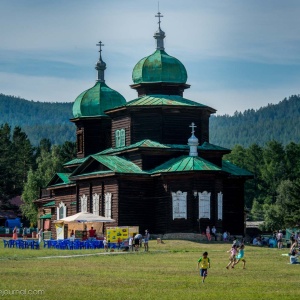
[1,93,300,147]
[0,93,74,145]
[209,95,300,148]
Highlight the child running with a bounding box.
[226,244,237,269]
[233,244,246,269]
[197,251,211,283]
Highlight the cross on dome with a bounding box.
[155,11,163,29]
[95,41,106,83]
[96,41,104,59]
[189,122,197,134]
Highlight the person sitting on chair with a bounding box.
[88,226,96,238]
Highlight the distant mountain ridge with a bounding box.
[0,93,75,145]
[209,95,300,148]
[1,93,299,148]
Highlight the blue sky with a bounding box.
[0,0,300,115]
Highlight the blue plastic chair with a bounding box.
[3,240,9,248]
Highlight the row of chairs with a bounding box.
[3,239,40,249]
[43,239,108,250]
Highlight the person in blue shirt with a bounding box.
[233,244,246,269]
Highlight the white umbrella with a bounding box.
[57,212,115,223]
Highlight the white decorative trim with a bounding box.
[57,201,67,220]
[218,192,223,220]
[92,193,100,216]
[105,193,112,218]
[80,194,88,213]
[172,191,187,220]
[198,191,211,219]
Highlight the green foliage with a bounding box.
[210,95,300,148]
[227,142,300,229]
[21,141,76,224]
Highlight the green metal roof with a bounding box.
[222,160,253,176]
[64,157,88,166]
[42,201,55,207]
[72,81,126,118]
[70,155,147,178]
[56,173,72,184]
[151,155,221,174]
[39,214,52,219]
[99,139,170,155]
[199,142,231,151]
[47,173,73,187]
[126,94,208,107]
[132,50,187,84]
[91,155,146,174]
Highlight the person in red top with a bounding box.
[89,226,96,238]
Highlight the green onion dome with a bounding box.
[72,41,126,118]
[132,49,188,84]
[72,82,126,118]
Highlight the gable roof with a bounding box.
[63,157,88,167]
[70,154,147,178]
[47,173,73,187]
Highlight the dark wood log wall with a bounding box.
[51,186,77,239]
[74,118,111,158]
[129,108,211,145]
[223,178,246,235]
[118,176,155,233]
[111,115,131,148]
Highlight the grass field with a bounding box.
[0,239,299,300]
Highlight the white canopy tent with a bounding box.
[58,212,115,223]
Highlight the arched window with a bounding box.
[57,202,67,220]
[198,191,211,219]
[80,194,88,213]
[105,193,112,218]
[92,193,100,216]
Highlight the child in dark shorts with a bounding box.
[197,251,211,283]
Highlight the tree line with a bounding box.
[210,95,300,148]
[1,93,300,148]
[225,141,300,230]
[0,124,76,223]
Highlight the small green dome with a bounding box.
[132,49,187,84]
[72,82,126,118]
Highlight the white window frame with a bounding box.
[218,192,223,220]
[172,191,187,220]
[105,192,112,218]
[115,130,120,148]
[120,129,125,147]
[80,194,88,213]
[92,193,100,216]
[198,191,211,219]
[57,201,67,220]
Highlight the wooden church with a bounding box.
[35,12,252,238]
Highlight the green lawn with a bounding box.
[0,239,299,299]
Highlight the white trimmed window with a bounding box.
[57,201,67,220]
[198,191,211,219]
[80,194,88,213]
[115,130,121,148]
[218,192,223,220]
[92,193,100,216]
[115,129,125,148]
[105,192,112,218]
[172,191,187,220]
[120,129,125,147]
